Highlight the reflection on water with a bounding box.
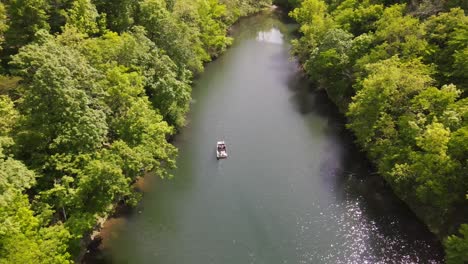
[256,28,284,44]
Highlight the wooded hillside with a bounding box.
[0,0,271,262]
[285,0,467,262]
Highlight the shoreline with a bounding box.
[80,174,155,263]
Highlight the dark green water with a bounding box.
[105,12,443,264]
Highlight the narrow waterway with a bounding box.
[104,11,443,264]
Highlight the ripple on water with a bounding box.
[293,198,442,264]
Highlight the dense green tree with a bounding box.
[445,224,468,264]
[64,0,102,35]
[410,122,460,207]
[3,0,50,53]
[0,191,72,264]
[11,31,108,162]
[410,85,462,126]
[290,0,336,61]
[93,0,136,32]
[76,159,130,214]
[289,0,468,260]
[332,0,384,36]
[100,66,177,176]
[347,57,432,148]
[347,57,466,227]
[0,3,7,55]
[423,8,468,94]
[0,0,287,261]
[193,0,232,57]
[444,0,468,12]
[0,101,72,263]
[0,95,17,136]
[356,4,429,68]
[29,59,177,257]
[75,29,191,128]
[139,0,204,73]
[171,0,211,64]
[303,28,354,107]
[47,0,74,33]
[448,124,468,162]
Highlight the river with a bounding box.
[98,11,443,264]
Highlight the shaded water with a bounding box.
[103,11,443,264]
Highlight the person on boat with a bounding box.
[219,144,225,151]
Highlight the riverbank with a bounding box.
[80,176,152,263]
[284,1,468,261]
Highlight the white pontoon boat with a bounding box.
[216,141,228,160]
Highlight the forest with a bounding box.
[283,0,467,263]
[0,0,271,262]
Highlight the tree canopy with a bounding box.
[0,0,271,261]
[288,0,467,262]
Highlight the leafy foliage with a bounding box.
[11,32,108,159]
[93,0,136,32]
[0,0,271,261]
[138,0,205,73]
[76,29,192,128]
[289,0,468,261]
[0,95,73,263]
[445,224,468,264]
[64,0,102,35]
[0,3,7,57]
[332,0,384,36]
[423,8,468,94]
[290,0,336,60]
[3,0,50,52]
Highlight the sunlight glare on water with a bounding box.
[292,198,441,264]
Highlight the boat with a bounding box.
[216,141,228,160]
